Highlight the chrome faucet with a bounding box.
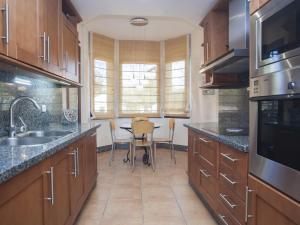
[9,96,41,138]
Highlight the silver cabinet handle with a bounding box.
[192,138,198,155]
[76,148,80,175]
[218,214,229,225]
[69,150,77,177]
[219,193,237,209]
[199,155,214,167]
[45,167,55,205]
[47,35,50,63]
[199,137,211,143]
[200,169,211,178]
[91,132,97,137]
[220,153,239,163]
[245,186,254,222]
[40,32,46,61]
[1,1,9,44]
[66,51,69,72]
[220,173,237,185]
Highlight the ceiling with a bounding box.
[71,0,217,41]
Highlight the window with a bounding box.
[91,33,115,118]
[119,40,160,117]
[164,35,190,117]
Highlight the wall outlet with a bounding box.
[41,105,47,112]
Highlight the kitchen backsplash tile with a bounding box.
[218,88,249,127]
[0,68,78,137]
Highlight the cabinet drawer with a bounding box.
[217,201,241,225]
[219,163,246,201]
[219,183,245,225]
[199,166,218,200]
[198,134,218,150]
[198,136,218,177]
[219,144,248,180]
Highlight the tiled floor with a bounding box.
[75,149,217,225]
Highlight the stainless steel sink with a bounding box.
[17,130,73,138]
[0,137,57,146]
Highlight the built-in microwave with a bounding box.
[250,0,300,78]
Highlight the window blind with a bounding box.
[91,33,115,118]
[164,35,190,117]
[119,40,161,117]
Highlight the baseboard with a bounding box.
[97,143,187,153]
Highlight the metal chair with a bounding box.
[153,118,176,165]
[131,120,155,172]
[109,120,132,166]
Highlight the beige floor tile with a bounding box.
[143,216,186,225]
[104,199,143,218]
[77,149,217,225]
[142,186,175,201]
[110,186,141,200]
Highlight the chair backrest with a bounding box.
[132,120,154,140]
[132,117,149,122]
[168,118,175,140]
[109,120,116,141]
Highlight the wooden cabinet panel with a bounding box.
[10,0,42,67]
[69,140,84,214]
[0,163,46,225]
[84,132,98,190]
[249,0,271,15]
[219,183,245,225]
[247,175,300,225]
[219,144,248,201]
[62,16,78,82]
[45,0,62,75]
[0,0,9,55]
[217,201,241,225]
[44,149,70,225]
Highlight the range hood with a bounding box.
[200,0,249,75]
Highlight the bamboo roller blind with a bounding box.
[119,40,161,117]
[164,35,189,117]
[91,33,115,118]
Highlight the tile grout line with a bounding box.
[171,185,189,225]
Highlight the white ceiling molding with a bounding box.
[72,0,217,40]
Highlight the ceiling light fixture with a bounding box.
[130,17,148,26]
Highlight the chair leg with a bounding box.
[132,144,136,172]
[169,142,173,160]
[109,142,115,166]
[154,142,157,168]
[129,142,132,165]
[149,145,155,172]
[172,143,176,164]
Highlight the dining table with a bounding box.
[120,123,161,165]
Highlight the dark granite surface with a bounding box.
[0,122,101,184]
[184,123,249,152]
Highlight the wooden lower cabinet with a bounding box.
[69,140,85,214]
[44,148,70,225]
[247,175,300,225]
[0,130,98,225]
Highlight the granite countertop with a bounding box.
[0,121,101,184]
[184,123,249,152]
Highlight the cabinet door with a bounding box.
[203,21,211,64]
[84,132,98,191]
[0,0,8,55]
[247,175,300,225]
[62,17,78,82]
[249,0,259,15]
[0,167,46,225]
[44,150,70,225]
[46,0,62,75]
[10,0,42,67]
[69,141,84,213]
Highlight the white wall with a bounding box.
[78,24,218,147]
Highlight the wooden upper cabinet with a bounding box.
[200,9,229,65]
[44,0,62,75]
[250,0,271,15]
[62,16,79,83]
[10,0,43,67]
[247,175,300,225]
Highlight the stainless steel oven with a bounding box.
[250,70,300,201]
[250,0,300,77]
